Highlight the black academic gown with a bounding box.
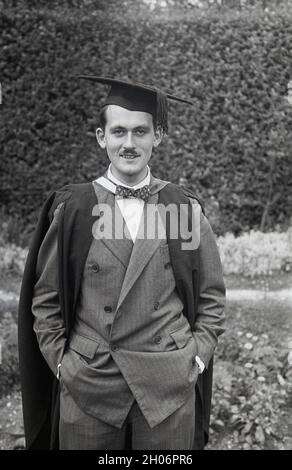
[18,182,213,450]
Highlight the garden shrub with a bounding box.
[217,229,292,277]
[0,229,291,278]
[211,299,291,449]
[0,312,19,398]
[0,244,27,276]
[1,2,292,238]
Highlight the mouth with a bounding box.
[120,154,139,160]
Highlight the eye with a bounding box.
[135,128,146,136]
[113,129,125,136]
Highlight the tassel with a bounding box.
[156,89,168,135]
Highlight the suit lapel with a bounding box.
[116,175,169,311]
[92,181,133,268]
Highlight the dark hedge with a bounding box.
[1,3,292,241]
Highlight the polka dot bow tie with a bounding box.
[115,184,150,202]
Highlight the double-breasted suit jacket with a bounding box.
[21,173,226,448]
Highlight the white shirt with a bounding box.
[106,164,150,242]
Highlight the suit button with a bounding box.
[154,335,162,344]
[192,357,197,366]
[154,302,160,310]
[104,306,113,313]
[111,344,119,352]
[164,262,171,269]
[91,263,100,273]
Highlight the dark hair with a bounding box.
[99,105,108,132]
[98,105,160,132]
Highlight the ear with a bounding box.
[96,128,106,149]
[153,127,163,148]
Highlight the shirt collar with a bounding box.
[107,163,150,190]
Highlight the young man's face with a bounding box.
[96,105,162,185]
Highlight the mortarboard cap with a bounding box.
[77,75,194,134]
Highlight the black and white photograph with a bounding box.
[0,0,292,453]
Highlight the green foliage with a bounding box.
[1,3,292,239]
[152,0,292,11]
[0,208,30,248]
[0,212,28,274]
[0,312,19,398]
[217,229,292,277]
[1,228,291,279]
[211,299,292,449]
[0,244,27,276]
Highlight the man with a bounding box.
[18,76,225,450]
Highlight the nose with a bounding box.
[123,131,135,149]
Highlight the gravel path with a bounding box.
[227,288,292,302]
